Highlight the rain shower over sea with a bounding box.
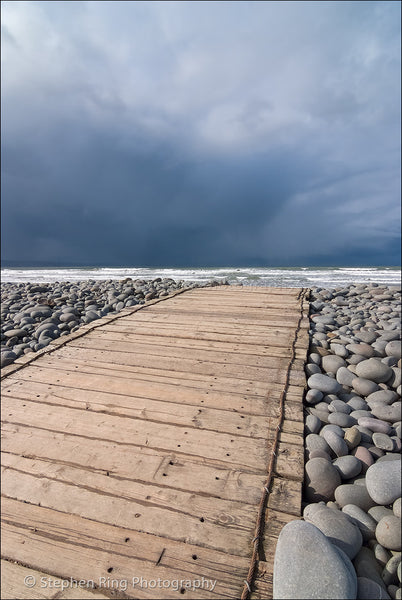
[1,266,400,288]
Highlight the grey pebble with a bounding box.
[273,520,357,599]
[305,457,341,503]
[333,455,362,479]
[307,373,341,394]
[306,433,331,454]
[328,412,356,427]
[358,417,392,435]
[371,402,402,423]
[372,432,395,451]
[321,354,347,374]
[357,577,391,599]
[303,503,362,559]
[382,554,401,586]
[335,483,376,512]
[305,414,322,434]
[369,506,395,523]
[376,516,402,551]
[366,390,399,405]
[353,546,388,590]
[355,358,393,383]
[337,366,357,387]
[342,503,378,542]
[386,340,402,359]
[322,429,349,457]
[305,388,324,405]
[352,377,381,396]
[366,458,402,505]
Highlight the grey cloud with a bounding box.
[1,1,400,267]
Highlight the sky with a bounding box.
[1,0,401,268]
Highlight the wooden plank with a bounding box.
[71,329,295,358]
[5,361,305,414]
[2,380,303,439]
[1,498,248,599]
[118,311,300,330]
[101,321,297,346]
[1,453,260,557]
[2,396,271,471]
[68,336,291,370]
[1,423,266,504]
[6,359,306,400]
[81,328,309,359]
[37,345,306,386]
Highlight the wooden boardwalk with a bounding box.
[1,286,309,600]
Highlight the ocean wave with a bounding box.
[1,266,400,287]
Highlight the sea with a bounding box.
[1,266,401,288]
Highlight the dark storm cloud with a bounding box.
[1,1,401,266]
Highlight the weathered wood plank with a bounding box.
[2,380,303,439]
[36,345,306,386]
[1,498,247,599]
[6,358,306,400]
[2,396,271,471]
[1,423,266,504]
[79,328,309,359]
[69,336,292,369]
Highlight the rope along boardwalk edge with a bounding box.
[241,287,309,600]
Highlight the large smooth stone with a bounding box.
[353,546,387,589]
[308,373,342,394]
[273,520,357,599]
[358,417,392,435]
[336,366,357,387]
[357,577,391,599]
[322,354,347,374]
[352,377,381,396]
[344,427,362,450]
[355,330,378,344]
[306,434,331,454]
[366,390,398,405]
[386,340,402,360]
[369,506,394,523]
[366,459,402,505]
[322,430,349,457]
[333,455,362,479]
[305,458,341,502]
[335,483,376,512]
[328,412,356,427]
[376,516,402,550]
[328,399,352,414]
[303,503,362,559]
[305,414,322,435]
[372,432,395,451]
[342,504,378,542]
[352,445,374,472]
[305,388,324,404]
[346,343,375,358]
[371,402,402,423]
[355,359,393,383]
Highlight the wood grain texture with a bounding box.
[1,286,308,599]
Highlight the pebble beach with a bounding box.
[1,278,401,599]
[275,283,401,600]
